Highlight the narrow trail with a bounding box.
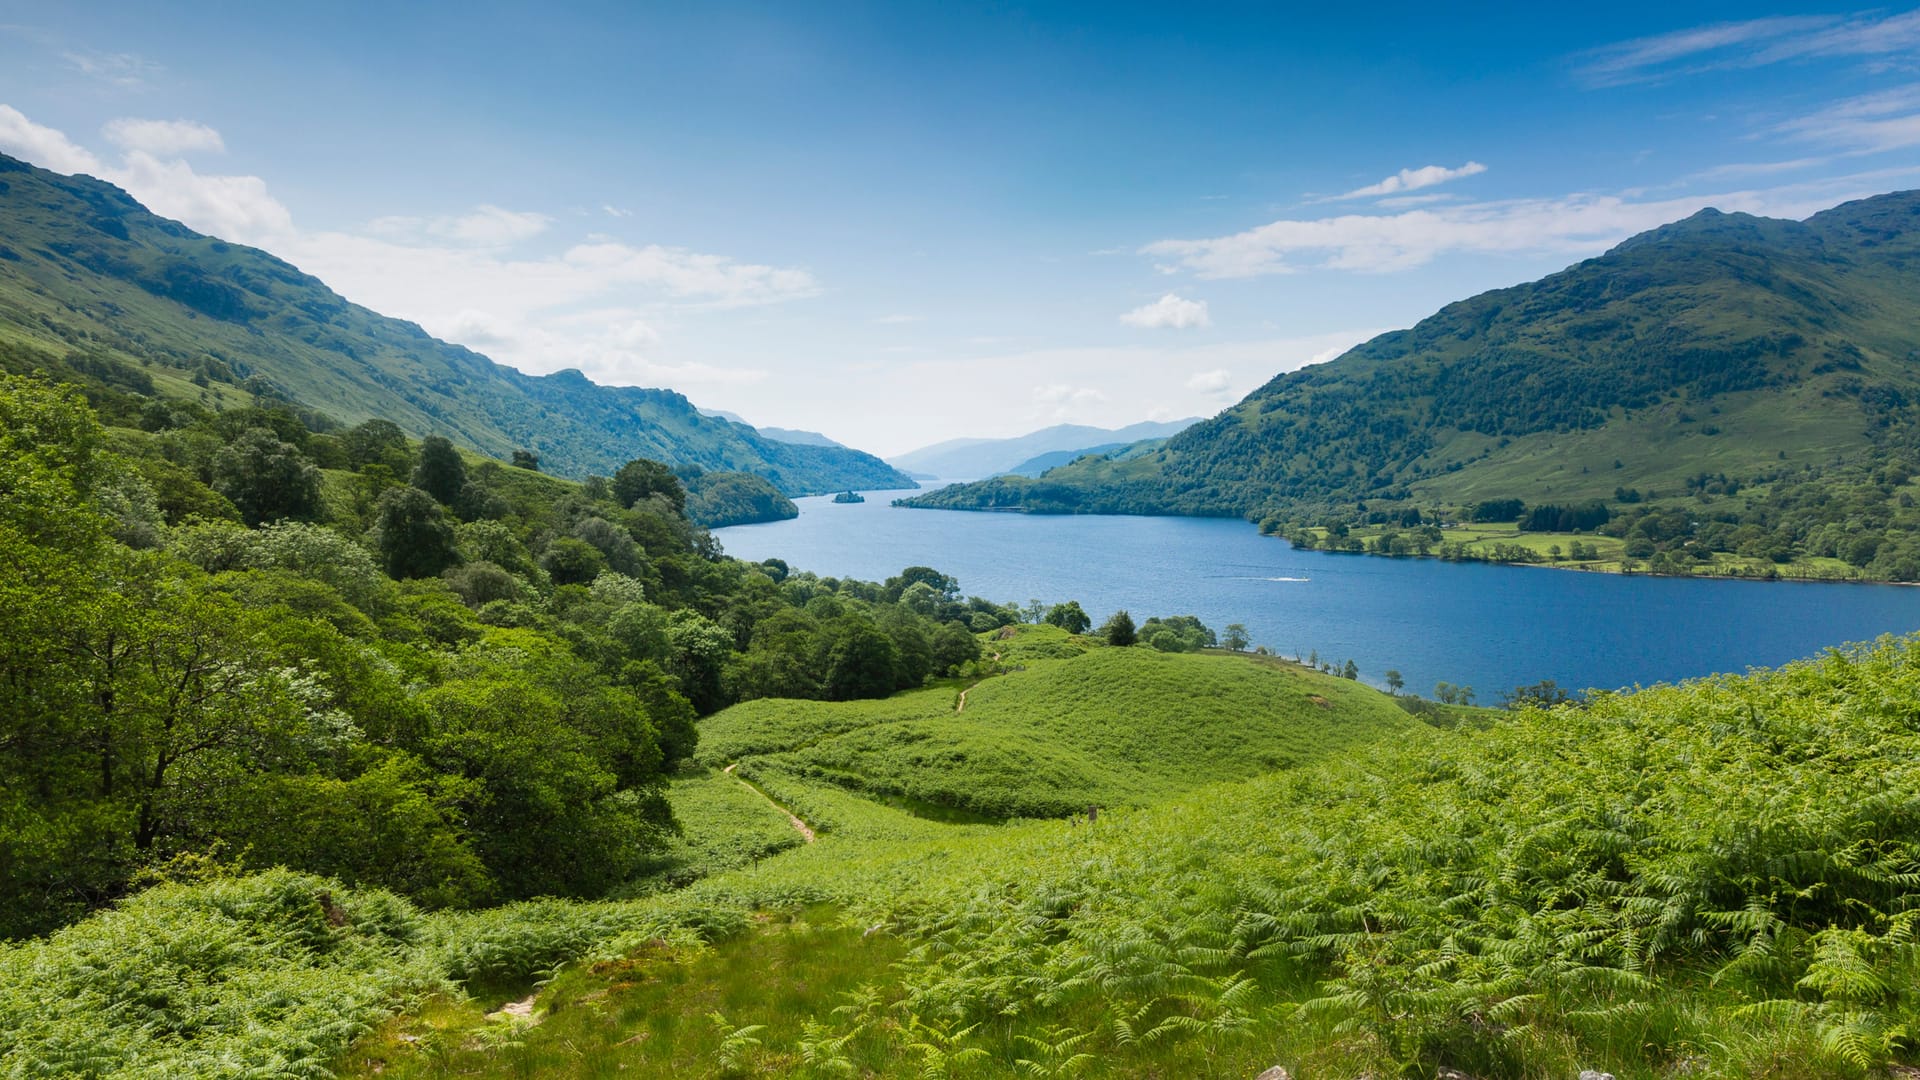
[723,762,817,843]
[955,654,1004,714]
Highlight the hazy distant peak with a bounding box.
[890,417,1204,478]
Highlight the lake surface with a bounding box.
[716,486,1920,700]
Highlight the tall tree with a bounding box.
[412,435,468,506]
[371,486,462,578]
[1044,600,1092,634]
[613,458,686,513]
[211,428,322,525]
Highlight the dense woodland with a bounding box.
[0,370,1010,938]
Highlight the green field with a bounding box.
[1309,519,1872,581]
[709,644,1417,818]
[13,635,1920,1077]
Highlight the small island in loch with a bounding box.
[832,491,866,504]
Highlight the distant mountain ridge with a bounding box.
[889,418,1202,479]
[759,427,846,448]
[0,152,913,494]
[906,191,1920,520]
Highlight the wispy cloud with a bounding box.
[1032,383,1107,420]
[1778,83,1920,154]
[872,313,921,325]
[1375,193,1460,209]
[1327,161,1486,201]
[1143,170,1920,277]
[61,48,163,90]
[1576,10,1920,87]
[369,205,553,247]
[1684,156,1835,182]
[1119,293,1211,329]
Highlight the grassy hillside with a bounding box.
[14,635,1920,1077]
[0,153,913,494]
[904,193,1920,579]
[703,645,1417,817]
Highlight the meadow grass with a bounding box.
[714,645,1416,818]
[329,633,1920,1078]
[1323,519,1872,581]
[618,767,808,894]
[15,642,1920,1077]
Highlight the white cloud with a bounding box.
[1332,161,1486,201]
[1143,169,1920,277]
[1032,383,1108,420]
[1577,11,1920,87]
[1120,293,1211,329]
[561,240,819,306]
[1186,368,1234,396]
[102,117,224,155]
[0,104,103,174]
[115,151,295,241]
[0,105,817,391]
[873,313,921,324]
[369,204,552,247]
[602,204,632,218]
[0,106,290,241]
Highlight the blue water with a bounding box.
[715,487,1920,701]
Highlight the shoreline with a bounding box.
[1274,536,1913,587]
[885,500,1906,587]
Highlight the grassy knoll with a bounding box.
[18,638,1920,1076]
[712,643,1417,818]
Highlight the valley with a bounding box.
[6,29,1920,1076]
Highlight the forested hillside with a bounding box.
[907,192,1920,578]
[0,370,999,939]
[0,152,913,493]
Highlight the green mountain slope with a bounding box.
[905,192,1920,524]
[0,153,913,494]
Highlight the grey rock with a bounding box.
[1253,1069,1293,1080]
[1578,1073,1616,1080]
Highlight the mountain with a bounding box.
[1002,436,1179,477]
[888,418,1202,479]
[1003,441,1131,476]
[0,153,913,495]
[905,193,1920,528]
[757,426,846,449]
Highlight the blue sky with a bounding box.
[4,3,1920,455]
